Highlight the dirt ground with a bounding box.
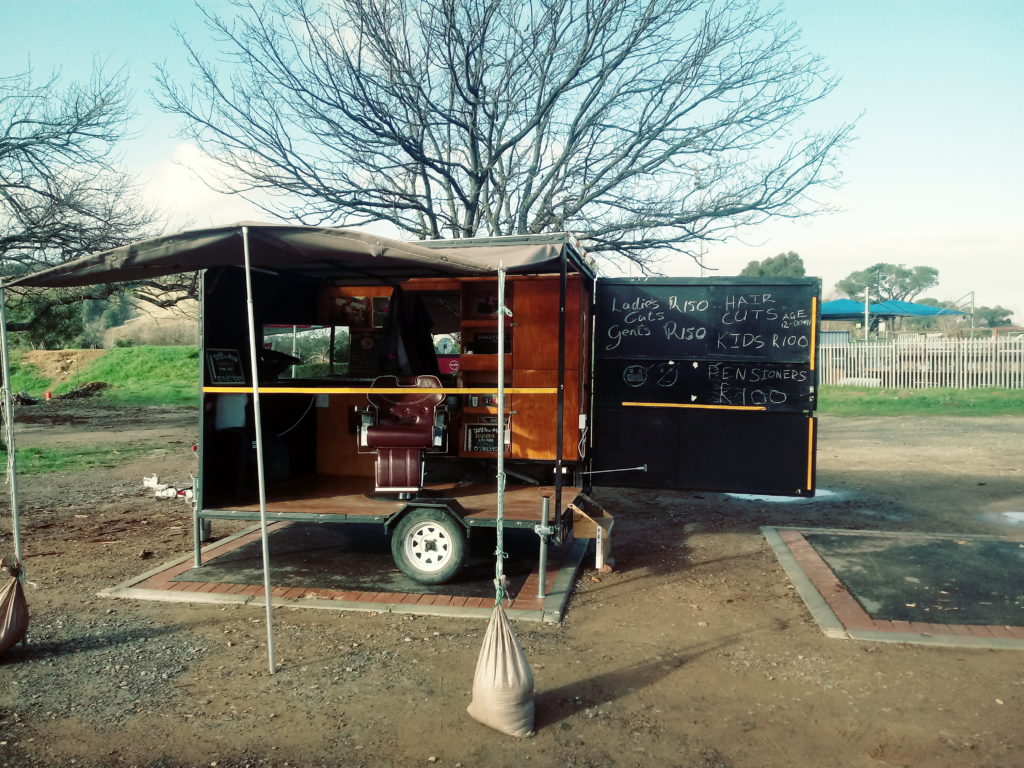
[2,401,1023,768]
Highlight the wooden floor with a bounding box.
[208,474,580,524]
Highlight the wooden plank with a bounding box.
[458,354,512,371]
[316,395,376,477]
[512,275,583,371]
[400,278,463,292]
[459,485,581,522]
[511,369,582,460]
[211,476,580,524]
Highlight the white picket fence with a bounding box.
[819,336,1024,389]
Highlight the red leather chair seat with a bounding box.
[363,375,445,494]
[365,422,435,448]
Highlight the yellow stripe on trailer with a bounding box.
[202,386,558,395]
[809,296,818,371]
[806,417,816,491]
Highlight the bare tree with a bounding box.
[158,0,853,270]
[1,65,193,337]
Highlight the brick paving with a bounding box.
[118,521,583,620]
[776,528,1024,641]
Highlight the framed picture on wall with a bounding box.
[372,296,391,328]
[206,348,245,383]
[335,296,370,328]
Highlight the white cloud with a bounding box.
[139,142,273,231]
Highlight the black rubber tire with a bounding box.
[391,508,467,584]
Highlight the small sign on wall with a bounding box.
[206,349,245,383]
[465,423,499,453]
[464,417,512,453]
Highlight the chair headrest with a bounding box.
[367,375,444,409]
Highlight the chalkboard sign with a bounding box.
[590,276,820,496]
[599,358,815,412]
[465,423,499,453]
[464,416,513,454]
[595,278,818,363]
[594,277,820,414]
[206,349,245,383]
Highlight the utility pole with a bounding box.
[864,283,870,342]
[954,291,975,335]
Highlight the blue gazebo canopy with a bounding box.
[868,300,965,317]
[821,299,965,320]
[820,299,866,319]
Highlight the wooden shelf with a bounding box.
[459,353,512,371]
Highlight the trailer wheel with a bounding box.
[391,509,466,584]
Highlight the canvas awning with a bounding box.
[2,223,585,289]
[0,223,590,674]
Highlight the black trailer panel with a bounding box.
[591,277,820,496]
[591,406,816,495]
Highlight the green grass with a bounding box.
[0,443,165,475]
[9,347,1023,416]
[53,345,200,406]
[818,386,1024,417]
[8,356,52,395]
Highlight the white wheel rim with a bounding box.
[403,521,453,574]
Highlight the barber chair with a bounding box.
[359,375,447,497]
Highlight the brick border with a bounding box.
[100,523,589,623]
[762,526,1024,650]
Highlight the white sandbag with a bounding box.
[467,603,535,737]
[0,555,28,656]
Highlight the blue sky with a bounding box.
[4,0,1022,320]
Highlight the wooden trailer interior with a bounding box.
[198,266,593,534]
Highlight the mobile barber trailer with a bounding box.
[2,224,819,585]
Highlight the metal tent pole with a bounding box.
[0,288,23,566]
[194,270,207,567]
[241,226,277,674]
[494,266,509,599]
[553,251,567,525]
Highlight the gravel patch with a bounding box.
[2,606,210,727]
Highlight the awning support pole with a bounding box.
[242,226,277,674]
[553,250,567,530]
[194,270,207,567]
[0,287,23,567]
[494,266,508,601]
[535,495,551,598]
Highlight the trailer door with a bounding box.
[590,277,820,496]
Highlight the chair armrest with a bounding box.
[355,405,376,447]
[432,406,448,448]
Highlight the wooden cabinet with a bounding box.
[509,276,588,460]
[456,274,589,461]
[456,280,512,457]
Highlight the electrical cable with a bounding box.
[276,396,316,437]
